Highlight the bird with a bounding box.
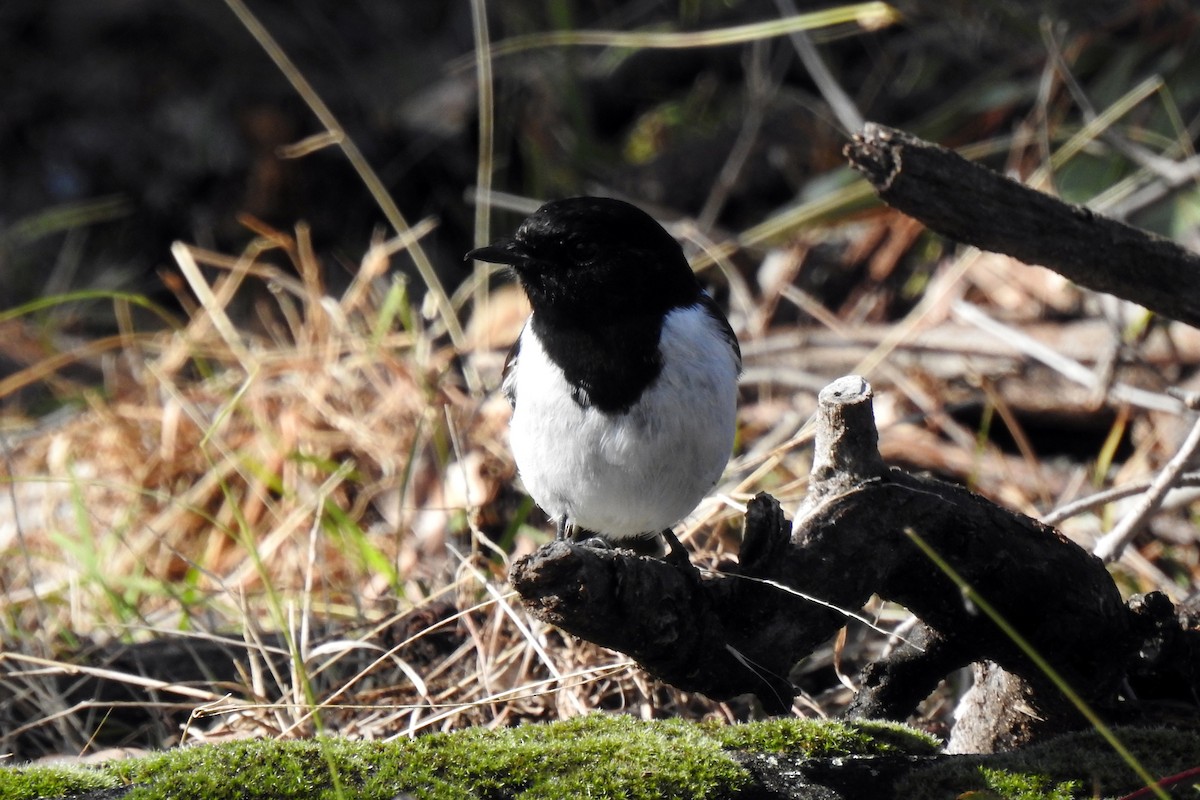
[466,196,741,564]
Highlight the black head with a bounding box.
[466,197,700,323]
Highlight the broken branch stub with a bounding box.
[806,375,886,491]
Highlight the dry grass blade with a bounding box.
[0,202,737,754]
[1,652,225,704]
[219,0,473,391]
[479,3,900,58]
[0,224,506,753]
[952,301,1183,414]
[171,242,258,373]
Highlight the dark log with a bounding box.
[510,376,1199,752]
[843,122,1200,328]
[509,519,800,714]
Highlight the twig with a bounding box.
[1093,411,1200,563]
[952,301,1182,414]
[1118,766,1200,800]
[1042,471,1200,526]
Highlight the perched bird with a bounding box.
[467,197,741,562]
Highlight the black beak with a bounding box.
[465,238,523,265]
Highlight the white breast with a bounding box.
[508,304,739,538]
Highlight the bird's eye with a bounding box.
[568,239,597,262]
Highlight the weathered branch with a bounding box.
[510,376,1199,751]
[843,122,1200,328]
[510,503,801,713]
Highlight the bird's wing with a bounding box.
[699,293,742,373]
[500,326,523,409]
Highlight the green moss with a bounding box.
[0,762,121,798]
[414,716,748,799]
[709,717,940,757]
[897,727,1200,800]
[977,766,1079,800]
[0,715,941,800]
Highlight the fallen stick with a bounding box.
[843,122,1200,328]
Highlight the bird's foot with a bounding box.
[577,535,613,550]
[554,518,571,541]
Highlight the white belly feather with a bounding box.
[509,305,738,538]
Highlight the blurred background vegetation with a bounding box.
[4,1,1195,327]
